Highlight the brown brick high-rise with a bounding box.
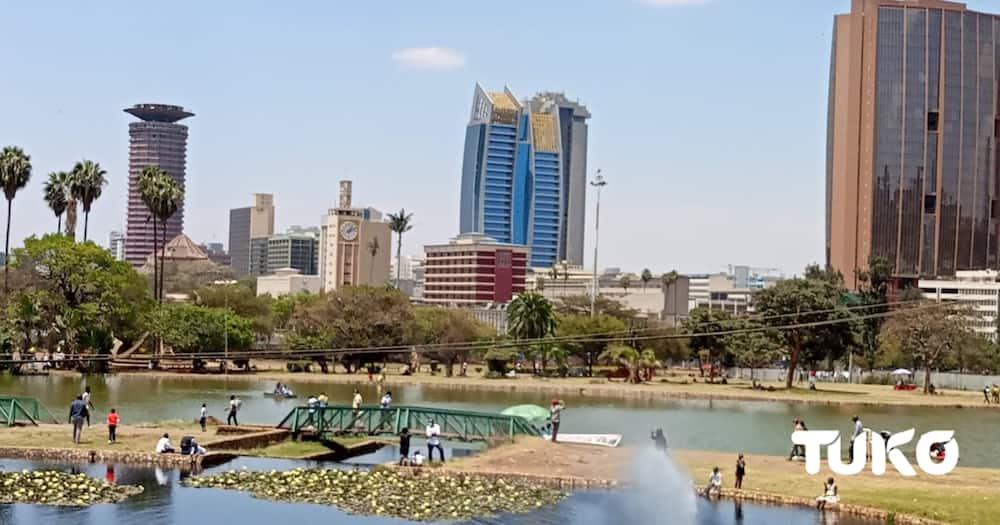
[827,0,1000,288]
[123,104,194,267]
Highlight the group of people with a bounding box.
[273,383,295,397]
[397,419,445,465]
[68,386,121,445]
[155,433,206,456]
[700,454,747,497]
[984,384,1000,404]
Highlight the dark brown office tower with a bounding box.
[123,104,194,267]
[827,0,1000,289]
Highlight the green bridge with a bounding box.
[277,405,541,442]
[0,396,60,426]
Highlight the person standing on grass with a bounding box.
[227,395,241,426]
[69,395,87,444]
[107,408,119,444]
[849,416,863,462]
[734,453,746,489]
[426,420,444,462]
[82,386,94,427]
[199,403,208,432]
[549,399,565,442]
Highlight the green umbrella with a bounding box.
[501,404,551,422]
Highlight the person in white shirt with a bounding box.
[352,389,363,417]
[227,396,241,426]
[849,416,863,461]
[702,466,722,497]
[380,391,392,409]
[412,450,424,466]
[155,433,175,454]
[199,403,208,432]
[426,420,444,462]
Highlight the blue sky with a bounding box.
[3,0,996,275]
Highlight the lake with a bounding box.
[1,374,996,468]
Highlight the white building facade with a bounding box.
[919,270,1000,339]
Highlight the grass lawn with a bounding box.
[0,422,212,453]
[229,436,373,459]
[676,449,1000,525]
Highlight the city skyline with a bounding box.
[7,1,999,275]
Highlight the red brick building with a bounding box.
[423,234,528,305]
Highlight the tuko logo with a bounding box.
[790,429,958,476]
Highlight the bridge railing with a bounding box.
[0,397,49,427]
[277,405,540,442]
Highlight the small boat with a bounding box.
[263,391,298,399]
[543,433,622,447]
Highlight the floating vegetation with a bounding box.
[183,467,566,521]
[0,470,143,506]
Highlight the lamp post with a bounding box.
[590,169,607,317]
[214,279,238,375]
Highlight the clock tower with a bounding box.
[318,181,392,291]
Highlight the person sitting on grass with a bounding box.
[816,477,838,510]
[155,433,175,454]
[411,450,424,466]
[702,466,722,497]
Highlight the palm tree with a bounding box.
[599,344,656,384]
[138,167,184,302]
[661,270,680,288]
[641,268,653,291]
[620,275,632,294]
[387,209,413,288]
[69,160,108,242]
[43,171,71,233]
[366,236,380,281]
[0,146,32,291]
[507,291,557,374]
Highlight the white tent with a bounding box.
[891,368,912,376]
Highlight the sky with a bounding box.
[3,0,997,276]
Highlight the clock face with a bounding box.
[339,221,358,241]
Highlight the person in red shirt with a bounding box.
[107,409,120,444]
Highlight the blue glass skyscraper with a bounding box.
[459,84,591,268]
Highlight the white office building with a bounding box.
[919,270,1000,339]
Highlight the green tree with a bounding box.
[10,234,151,369]
[0,146,32,291]
[855,255,891,372]
[598,344,656,384]
[145,303,254,354]
[640,268,653,291]
[556,294,638,322]
[387,209,413,288]
[661,270,680,288]
[270,291,316,330]
[366,236,380,280]
[556,313,627,376]
[410,307,494,376]
[43,171,71,234]
[287,285,412,371]
[193,282,274,339]
[725,319,780,381]
[508,291,557,373]
[754,268,858,388]
[69,160,108,242]
[683,306,733,382]
[880,302,971,394]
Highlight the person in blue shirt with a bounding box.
[68,396,88,444]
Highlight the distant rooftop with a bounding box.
[124,104,194,123]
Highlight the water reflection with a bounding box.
[0,456,879,525]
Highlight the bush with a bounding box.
[862,373,894,385]
[286,360,313,373]
[483,371,504,379]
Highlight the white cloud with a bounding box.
[391,47,466,71]
[637,0,711,6]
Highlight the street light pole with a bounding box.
[590,169,607,317]
[214,279,239,376]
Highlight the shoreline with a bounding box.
[96,367,1000,410]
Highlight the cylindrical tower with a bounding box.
[123,104,194,267]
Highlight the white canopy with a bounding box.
[891,368,912,376]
